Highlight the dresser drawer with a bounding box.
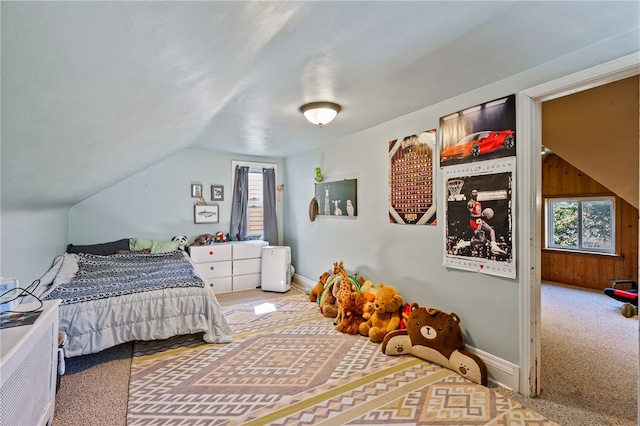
[188,244,232,263]
[233,273,261,291]
[233,258,261,276]
[195,261,232,279]
[232,241,268,260]
[206,276,233,293]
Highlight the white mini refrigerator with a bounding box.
[261,246,291,292]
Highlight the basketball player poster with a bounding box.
[443,157,516,278]
[388,130,437,225]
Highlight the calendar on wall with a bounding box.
[388,129,436,225]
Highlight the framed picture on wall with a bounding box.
[389,129,437,225]
[314,179,357,217]
[439,94,516,167]
[211,185,224,201]
[191,184,203,198]
[194,204,219,224]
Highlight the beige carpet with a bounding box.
[127,288,555,425]
[52,283,637,425]
[493,283,638,426]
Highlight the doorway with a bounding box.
[517,52,640,398]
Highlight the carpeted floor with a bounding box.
[52,282,638,425]
[492,283,638,426]
[127,288,555,425]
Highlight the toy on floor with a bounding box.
[335,292,367,335]
[358,283,403,343]
[314,263,363,319]
[604,280,638,318]
[332,261,360,326]
[381,304,488,386]
[360,280,380,303]
[317,274,341,318]
[399,303,412,329]
[310,272,331,303]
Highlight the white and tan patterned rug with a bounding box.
[127,291,556,425]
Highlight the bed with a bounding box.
[34,239,233,357]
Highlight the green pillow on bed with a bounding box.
[150,240,180,253]
[130,238,179,253]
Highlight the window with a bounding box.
[247,171,263,236]
[231,160,276,239]
[545,196,615,254]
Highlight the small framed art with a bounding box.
[191,184,203,198]
[211,185,224,201]
[194,204,219,224]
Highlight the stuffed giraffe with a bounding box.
[332,261,357,326]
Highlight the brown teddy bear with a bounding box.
[320,292,338,318]
[358,283,403,343]
[381,304,488,386]
[310,272,331,303]
[335,292,367,335]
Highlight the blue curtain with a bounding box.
[230,166,249,241]
[262,168,278,245]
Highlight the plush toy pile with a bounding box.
[309,261,488,387]
[310,261,401,344]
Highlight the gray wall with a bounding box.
[1,208,69,288]
[284,117,518,362]
[70,149,284,246]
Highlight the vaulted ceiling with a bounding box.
[2,1,639,210]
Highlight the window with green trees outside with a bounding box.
[546,197,615,254]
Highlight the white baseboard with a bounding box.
[292,273,315,293]
[293,273,520,391]
[467,345,519,391]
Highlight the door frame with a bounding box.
[518,52,639,397]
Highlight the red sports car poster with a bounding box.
[389,130,436,225]
[439,94,516,167]
[443,157,516,278]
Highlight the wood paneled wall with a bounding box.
[541,154,638,290]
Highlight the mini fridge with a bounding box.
[261,246,291,292]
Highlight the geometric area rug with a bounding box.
[127,291,557,425]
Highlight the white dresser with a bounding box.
[188,240,268,293]
[0,299,60,426]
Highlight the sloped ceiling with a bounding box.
[542,76,639,209]
[2,1,639,210]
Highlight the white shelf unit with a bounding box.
[0,299,60,426]
[188,241,268,293]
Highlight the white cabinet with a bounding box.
[188,244,233,293]
[0,299,60,426]
[188,240,267,293]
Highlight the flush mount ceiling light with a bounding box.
[299,102,341,127]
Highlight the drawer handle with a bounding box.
[209,266,215,271]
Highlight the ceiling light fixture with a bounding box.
[299,102,341,127]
